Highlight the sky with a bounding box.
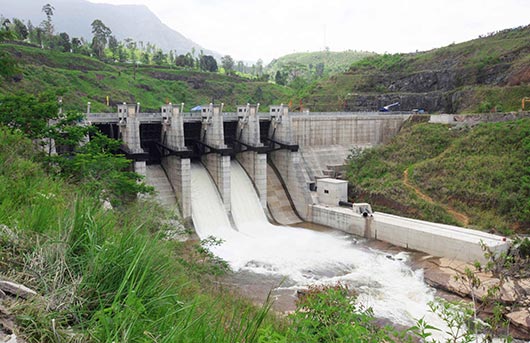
[88,0,530,62]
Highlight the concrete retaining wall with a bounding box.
[311,205,368,237]
[310,205,510,263]
[291,114,409,147]
[291,114,409,179]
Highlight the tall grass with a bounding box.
[0,127,281,342]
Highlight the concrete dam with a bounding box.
[84,102,511,331]
[85,103,509,264]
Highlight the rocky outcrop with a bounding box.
[308,26,530,113]
[416,256,530,340]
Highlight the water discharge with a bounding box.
[191,161,444,328]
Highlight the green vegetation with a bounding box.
[350,53,407,71]
[264,50,374,104]
[0,43,292,112]
[267,50,375,80]
[0,128,283,342]
[348,119,530,233]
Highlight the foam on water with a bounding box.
[191,161,448,331]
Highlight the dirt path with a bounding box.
[403,169,470,227]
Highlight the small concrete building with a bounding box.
[316,178,348,206]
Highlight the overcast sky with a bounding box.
[88,0,529,62]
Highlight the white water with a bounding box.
[190,161,444,329]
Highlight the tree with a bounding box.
[117,43,128,62]
[141,51,150,65]
[57,32,71,52]
[50,132,152,205]
[124,38,137,62]
[71,37,82,53]
[168,50,175,65]
[0,92,59,138]
[175,54,194,68]
[1,18,10,31]
[12,18,28,40]
[275,70,287,86]
[35,27,44,48]
[41,3,55,45]
[108,35,118,58]
[152,49,166,65]
[315,62,325,78]
[256,59,264,76]
[199,55,218,72]
[221,55,235,74]
[236,60,245,73]
[90,19,111,59]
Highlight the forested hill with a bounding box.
[302,25,530,113]
[0,0,217,56]
[0,42,291,112]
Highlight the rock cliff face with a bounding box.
[306,26,530,113]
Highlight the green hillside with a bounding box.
[303,25,530,113]
[0,42,292,112]
[348,118,530,234]
[267,50,374,77]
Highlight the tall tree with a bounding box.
[168,50,175,65]
[236,60,245,73]
[41,3,55,44]
[256,59,264,76]
[90,19,111,59]
[124,38,137,62]
[221,55,235,74]
[108,35,118,58]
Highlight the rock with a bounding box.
[506,309,530,339]
[0,280,37,299]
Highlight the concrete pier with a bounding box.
[159,103,191,219]
[236,105,267,208]
[201,105,231,212]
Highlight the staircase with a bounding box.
[145,165,177,208]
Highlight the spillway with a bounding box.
[190,161,444,328]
